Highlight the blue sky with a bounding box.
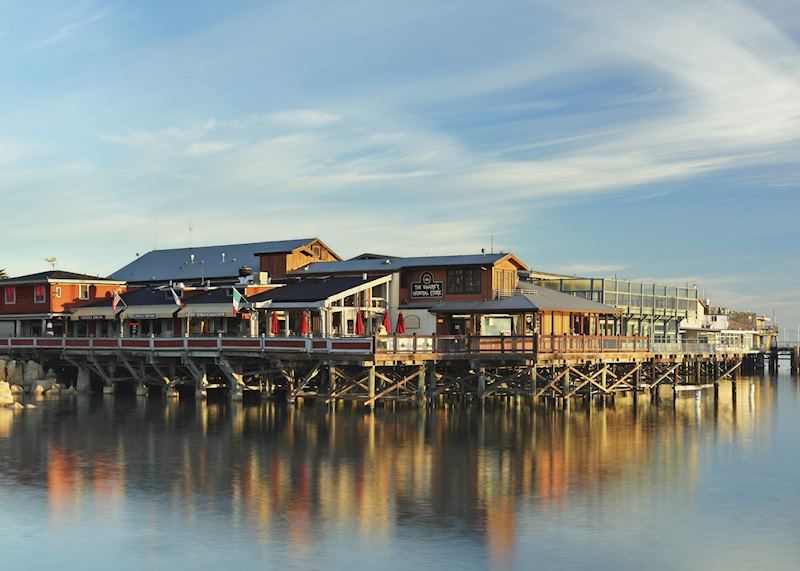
[1,0,799,329]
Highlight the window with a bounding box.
[34,284,46,304]
[4,286,16,305]
[79,284,90,300]
[446,268,481,295]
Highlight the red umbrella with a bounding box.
[381,310,392,333]
[270,311,280,336]
[395,312,406,334]
[355,310,365,336]
[299,311,309,336]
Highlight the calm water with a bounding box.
[1,374,799,570]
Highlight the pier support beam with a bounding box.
[367,366,376,409]
[76,366,91,393]
[218,356,245,401]
[417,365,426,404]
[183,357,207,399]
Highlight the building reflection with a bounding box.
[0,377,780,565]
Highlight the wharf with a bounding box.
[1,334,759,405]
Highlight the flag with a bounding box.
[171,288,185,308]
[232,288,245,316]
[112,291,126,313]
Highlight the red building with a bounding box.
[0,271,125,337]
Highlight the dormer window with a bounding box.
[4,286,16,305]
[79,284,90,300]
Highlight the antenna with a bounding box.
[44,257,57,269]
[490,234,494,254]
[188,220,193,251]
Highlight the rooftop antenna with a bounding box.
[491,234,494,254]
[44,257,57,269]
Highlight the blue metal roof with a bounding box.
[294,253,519,275]
[108,239,316,283]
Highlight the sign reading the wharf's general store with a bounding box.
[410,271,443,298]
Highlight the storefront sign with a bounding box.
[130,314,158,319]
[193,312,227,317]
[411,271,443,298]
[79,315,108,320]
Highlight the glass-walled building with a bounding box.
[528,277,700,339]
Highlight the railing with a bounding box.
[376,334,649,355]
[0,336,374,355]
[537,335,649,354]
[651,340,757,354]
[4,334,758,357]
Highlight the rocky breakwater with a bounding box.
[0,356,72,408]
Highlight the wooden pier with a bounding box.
[0,333,759,405]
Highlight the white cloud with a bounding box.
[184,141,236,156]
[266,109,342,128]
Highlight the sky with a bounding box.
[1,0,799,330]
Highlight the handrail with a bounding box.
[0,336,375,355]
[1,334,758,357]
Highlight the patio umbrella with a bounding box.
[355,310,365,336]
[270,311,280,336]
[395,312,406,334]
[299,311,310,336]
[381,310,392,334]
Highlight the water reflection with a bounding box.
[0,375,793,570]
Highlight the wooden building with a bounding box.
[292,252,528,335]
[256,238,340,280]
[0,271,124,337]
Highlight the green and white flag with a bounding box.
[232,288,245,316]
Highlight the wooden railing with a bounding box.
[376,334,650,355]
[0,336,374,355]
[2,334,655,357]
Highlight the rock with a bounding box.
[10,385,23,394]
[23,360,45,384]
[0,359,6,383]
[5,401,24,409]
[25,404,36,409]
[44,368,58,380]
[6,360,23,386]
[66,386,77,395]
[31,379,55,396]
[0,381,12,406]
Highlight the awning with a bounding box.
[177,303,234,318]
[120,305,180,320]
[70,306,116,321]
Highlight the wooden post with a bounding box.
[417,365,426,405]
[368,366,376,409]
